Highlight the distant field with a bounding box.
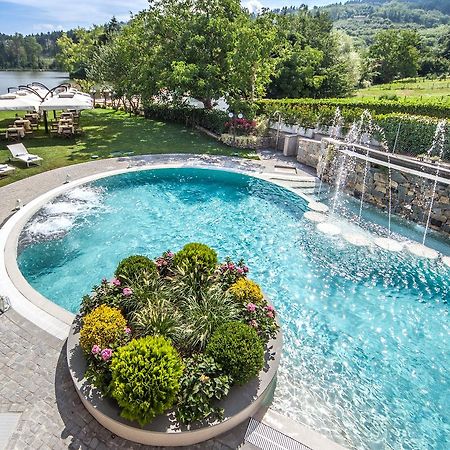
[355,77,450,101]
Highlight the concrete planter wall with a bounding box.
[67,318,282,447]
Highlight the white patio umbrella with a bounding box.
[39,89,93,133]
[39,90,93,112]
[0,92,40,111]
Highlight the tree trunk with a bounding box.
[202,98,213,110]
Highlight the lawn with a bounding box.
[0,108,253,187]
[355,77,450,101]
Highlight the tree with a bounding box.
[91,0,283,109]
[267,8,358,98]
[368,29,421,83]
[56,26,106,77]
[229,11,283,103]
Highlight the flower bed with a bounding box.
[67,243,282,446]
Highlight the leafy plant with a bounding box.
[129,297,183,345]
[110,335,184,426]
[179,285,241,353]
[216,257,249,289]
[242,301,279,343]
[115,255,158,283]
[206,322,264,385]
[79,305,127,354]
[173,243,218,275]
[176,355,231,425]
[80,278,123,316]
[229,278,264,305]
[155,250,175,277]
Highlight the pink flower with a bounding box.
[101,348,112,361]
[122,287,133,297]
[249,320,258,328]
[91,345,101,355]
[243,266,249,273]
[265,305,274,312]
[124,327,131,335]
[237,267,244,274]
[266,311,274,318]
[111,278,121,286]
[167,251,174,258]
[246,303,257,312]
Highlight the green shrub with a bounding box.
[129,298,183,344]
[173,243,218,275]
[177,354,231,425]
[206,322,264,385]
[115,255,158,283]
[179,285,240,353]
[229,278,264,305]
[80,279,123,316]
[80,305,127,354]
[110,335,184,426]
[143,103,229,135]
[256,98,450,160]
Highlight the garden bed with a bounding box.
[66,244,282,446]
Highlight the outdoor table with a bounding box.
[14,119,32,131]
[6,127,25,139]
[58,124,74,134]
[25,113,39,121]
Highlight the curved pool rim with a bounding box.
[0,161,312,339]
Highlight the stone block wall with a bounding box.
[317,141,450,236]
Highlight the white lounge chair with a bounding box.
[0,163,15,177]
[7,143,42,167]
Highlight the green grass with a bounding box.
[355,77,450,101]
[0,108,254,188]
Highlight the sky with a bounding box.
[0,0,336,35]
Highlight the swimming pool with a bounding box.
[17,168,450,449]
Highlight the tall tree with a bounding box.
[368,29,421,83]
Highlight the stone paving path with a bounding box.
[0,309,248,450]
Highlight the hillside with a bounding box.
[317,0,450,45]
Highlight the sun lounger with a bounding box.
[7,143,42,167]
[0,163,15,177]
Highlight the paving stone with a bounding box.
[0,309,248,449]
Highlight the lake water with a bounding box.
[0,71,69,95]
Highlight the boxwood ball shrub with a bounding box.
[80,305,127,354]
[110,335,184,426]
[173,243,218,274]
[206,322,264,385]
[229,278,264,305]
[115,255,158,282]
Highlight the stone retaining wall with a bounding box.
[316,140,450,235]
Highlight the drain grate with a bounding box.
[244,418,313,450]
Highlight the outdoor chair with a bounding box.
[7,143,43,167]
[0,163,15,177]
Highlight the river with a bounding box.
[0,71,70,94]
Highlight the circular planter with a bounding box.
[67,317,282,447]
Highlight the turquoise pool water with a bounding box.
[18,168,449,449]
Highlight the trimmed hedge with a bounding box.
[206,321,264,385]
[143,103,228,135]
[256,99,449,159]
[256,98,450,120]
[80,305,127,354]
[115,255,158,283]
[110,335,184,426]
[173,242,218,275]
